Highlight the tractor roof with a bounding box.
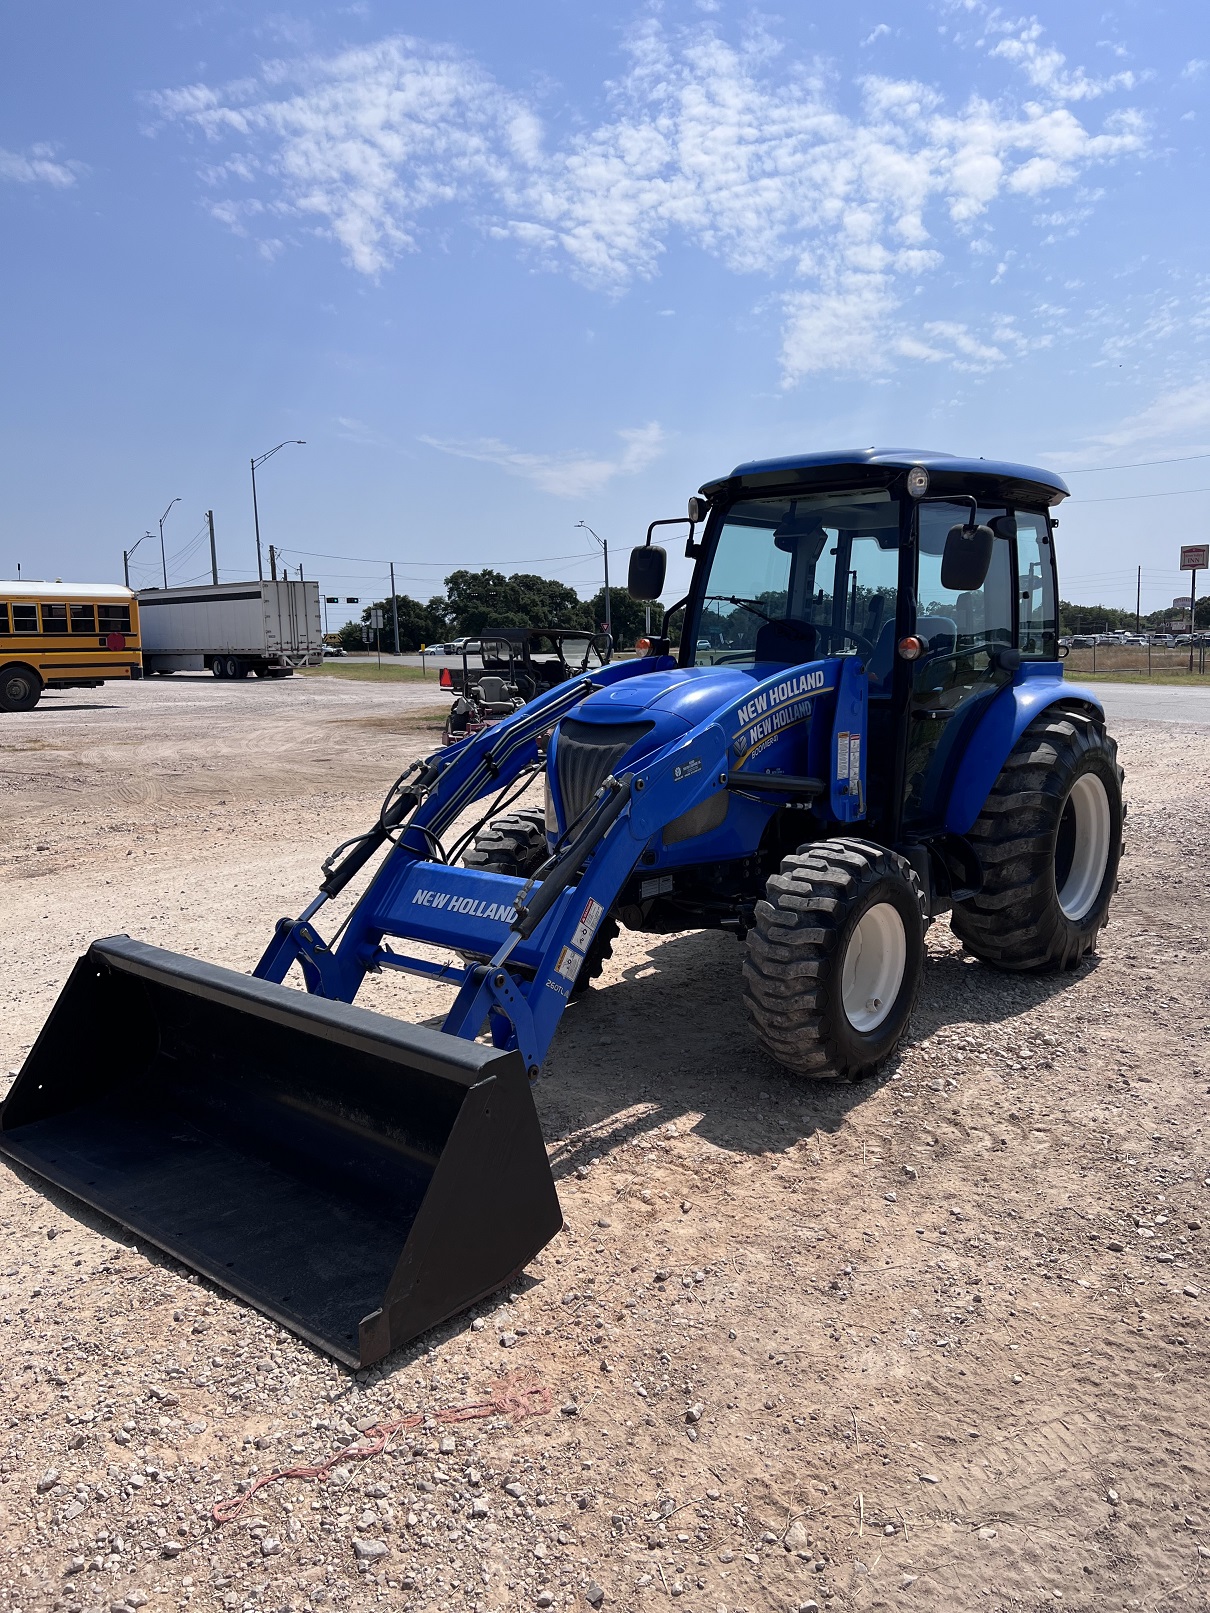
[702,448,1069,507]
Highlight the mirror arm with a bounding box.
[646,516,696,547]
[917,493,978,525]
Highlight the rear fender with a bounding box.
[944,666,1104,835]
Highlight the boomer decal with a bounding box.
[732,671,831,766]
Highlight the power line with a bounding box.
[276,546,591,568]
[1065,451,1210,473]
[1070,484,1210,504]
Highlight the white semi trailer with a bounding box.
[137,580,323,679]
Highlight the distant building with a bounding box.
[1174,595,1193,610]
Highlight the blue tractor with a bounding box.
[1,450,1123,1367]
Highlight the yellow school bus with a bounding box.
[0,581,141,711]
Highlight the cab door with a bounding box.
[901,501,1015,830]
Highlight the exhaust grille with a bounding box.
[554,719,654,825]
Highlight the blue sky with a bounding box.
[1,1,1207,617]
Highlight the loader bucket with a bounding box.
[0,937,561,1367]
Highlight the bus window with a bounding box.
[0,604,8,633]
[41,603,69,634]
[70,603,97,633]
[98,604,132,634]
[12,604,37,633]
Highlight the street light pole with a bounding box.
[123,531,155,589]
[158,498,181,589]
[576,521,611,643]
[251,440,306,582]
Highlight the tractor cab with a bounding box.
[630,450,1062,843]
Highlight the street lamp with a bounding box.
[158,498,181,589]
[251,441,306,581]
[576,521,611,644]
[123,531,155,589]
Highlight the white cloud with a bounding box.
[862,24,891,47]
[1181,59,1207,80]
[151,20,1148,382]
[1078,380,1210,454]
[0,143,85,188]
[988,19,1135,101]
[419,422,665,497]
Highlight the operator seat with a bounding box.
[753,619,817,664]
[473,675,520,715]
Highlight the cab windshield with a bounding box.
[693,489,901,668]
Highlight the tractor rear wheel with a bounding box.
[743,838,926,1080]
[464,809,617,995]
[951,708,1123,971]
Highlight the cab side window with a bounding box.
[1016,513,1058,658]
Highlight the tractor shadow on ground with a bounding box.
[535,924,1095,1181]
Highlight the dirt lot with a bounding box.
[2,675,1209,1613]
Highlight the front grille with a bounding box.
[553,719,654,825]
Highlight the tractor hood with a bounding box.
[570,665,757,733]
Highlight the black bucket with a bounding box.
[0,937,562,1367]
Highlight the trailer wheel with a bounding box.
[742,838,926,1080]
[0,663,42,712]
[212,659,226,679]
[951,708,1123,972]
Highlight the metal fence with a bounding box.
[1065,644,1209,676]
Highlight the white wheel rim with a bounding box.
[840,901,907,1033]
[1057,772,1112,921]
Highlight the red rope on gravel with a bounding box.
[211,1375,551,1525]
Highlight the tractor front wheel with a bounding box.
[951,708,1123,971]
[464,809,617,995]
[743,838,926,1080]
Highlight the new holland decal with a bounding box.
[411,888,518,925]
[732,670,830,765]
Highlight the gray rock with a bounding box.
[353,1538,389,1564]
[785,1520,810,1552]
[585,1584,605,1608]
[685,1403,703,1424]
[37,1469,60,1493]
[500,1332,519,1348]
[260,1537,283,1558]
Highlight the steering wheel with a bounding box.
[813,624,877,658]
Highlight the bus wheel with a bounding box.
[0,664,42,712]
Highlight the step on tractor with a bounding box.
[1,449,1123,1368]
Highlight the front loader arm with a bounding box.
[256,651,868,1078]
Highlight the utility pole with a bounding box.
[207,511,218,585]
[389,563,400,656]
[158,498,180,589]
[269,544,278,581]
[576,522,611,643]
[1136,565,1141,636]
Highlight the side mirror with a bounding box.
[628,544,667,600]
[941,523,995,593]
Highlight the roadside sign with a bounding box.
[1180,544,1209,570]
[370,607,384,629]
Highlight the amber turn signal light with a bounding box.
[897,635,925,660]
[635,636,653,656]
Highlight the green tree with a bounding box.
[444,570,592,634]
[584,587,663,648]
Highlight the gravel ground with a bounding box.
[1,678,1209,1613]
